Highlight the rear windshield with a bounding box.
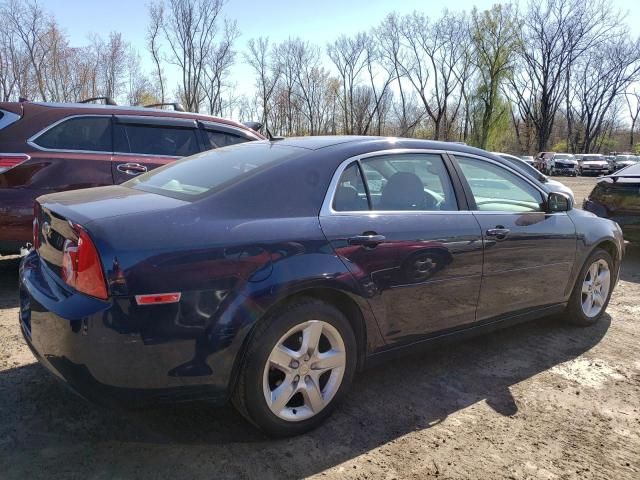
[127,143,305,201]
[591,181,640,210]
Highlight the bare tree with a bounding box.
[153,0,230,112]
[327,33,368,134]
[510,0,621,152]
[146,2,165,103]
[397,12,466,140]
[4,0,51,100]
[203,19,238,116]
[569,36,640,152]
[245,37,280,132]
[625,90,640,149]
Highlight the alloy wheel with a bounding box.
[581,259,611,317]
[262,320,346,421]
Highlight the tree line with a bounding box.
[1,0,639,154]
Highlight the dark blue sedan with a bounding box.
[19,137,624,436]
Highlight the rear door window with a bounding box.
[115,124,199,157]
[33,116,112,152]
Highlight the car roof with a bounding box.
[8,100,254,132]
[270,135,498,157]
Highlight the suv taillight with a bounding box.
[0,153,30,174]
[61,225,108,299]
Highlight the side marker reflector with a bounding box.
[135,293,182,305]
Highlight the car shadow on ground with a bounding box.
[0,306,611,478]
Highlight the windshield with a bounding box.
[127,143,305,200]
[582,155,605,161]
[554,154,574,160]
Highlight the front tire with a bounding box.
[565,249,614,326]
[232,298,357,437]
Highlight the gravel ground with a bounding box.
[1,176,639,479]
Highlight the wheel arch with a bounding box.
[227,283,379,398]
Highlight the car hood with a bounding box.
[553,159,578,165]
[582,160,608,166]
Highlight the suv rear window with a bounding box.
[128,143,304,200]
[205,130,249,148]
[33,116,112,152]
[115,124,199,157]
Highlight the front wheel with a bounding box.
[232,298,357,436]
[564,249,615,326]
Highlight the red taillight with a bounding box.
[135,293,182,305]
[61,225,108,299]
[0,153,30,174]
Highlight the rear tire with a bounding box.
[232,297,357,437]
[564,249,614,326]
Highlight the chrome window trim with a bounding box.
[27,114,113,154]
[0,109,21,130]
[320,148,555,218]
[112,152,182,160]
[320,148,469,217]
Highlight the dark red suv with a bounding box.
[0,100,263,254]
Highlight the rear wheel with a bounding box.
[565,249,614,326]
[232,298,357,437]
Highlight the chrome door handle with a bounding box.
[117,163,148,175]
[348,234,386,247]
[486,227,510,240]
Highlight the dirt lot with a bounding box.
[1,176,639,479]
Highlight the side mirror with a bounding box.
[548,192,571,213]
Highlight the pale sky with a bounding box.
[38,0,640,106]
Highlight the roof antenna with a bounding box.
[265,127,284,141]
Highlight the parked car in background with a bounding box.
[20,137,624,436]
[576,154,610,176]
[583,163,640,243]
[534,151,555,171]
[544,153,578,176]
[520,155,535,166]
[613,154,639,171]
[605,155,617,173]
[493,152,575,202]
[0,99,264,254]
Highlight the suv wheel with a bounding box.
[232,298,357,436]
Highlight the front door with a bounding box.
[319,151,484,346]
[452,154,577,321]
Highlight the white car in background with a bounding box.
[576,154,610,176]
[493,152,576,203]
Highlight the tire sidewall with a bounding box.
[241,300,357,436]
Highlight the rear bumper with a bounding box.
[19,252,234,406]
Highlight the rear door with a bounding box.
[450,153,577,321]
[111,116,201,184]
[319,150,484,346]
